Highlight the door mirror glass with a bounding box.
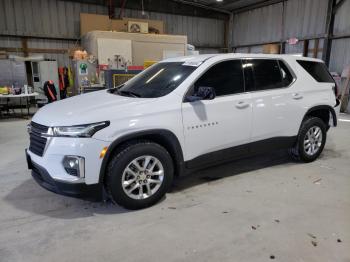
[185,86,216,102]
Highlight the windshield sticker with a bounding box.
[182,61,203,67]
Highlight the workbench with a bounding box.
[0,92,39,119]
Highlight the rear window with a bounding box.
[252,59,282,91]
[297,60,334,83]
[243,59,293,91]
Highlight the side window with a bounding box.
[278,60,294,87]
[251,59,283,90]
[297,60,334,83]
[194,60,244,96]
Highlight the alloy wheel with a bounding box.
[121,155,164,200]
[303,126,323,156]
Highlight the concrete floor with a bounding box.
[0,115,349,262]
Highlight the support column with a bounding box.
[322,0,337,66]
[227,13,234,53]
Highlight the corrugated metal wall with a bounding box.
[283,0,328,39]
[330,0,350,73]
[330,39,350,73]
[232,3,283,46]
[334,0,350,35]
[0,0,225,46]
[116,8,225,48]
[27,39,77,67]
[0,37,77,67]
[0,0,107,38]
[232,0,350,73]
[1,0,349,72]
[232,0,328,46]
[0,0,225,67]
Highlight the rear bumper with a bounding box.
[26,149,103,199]
[332,99,341,127]
[334,98,341,114]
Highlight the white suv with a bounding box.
[26,54,340,209]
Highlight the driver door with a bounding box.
[181,59,253,167]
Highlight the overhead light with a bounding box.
[216,0,223,2]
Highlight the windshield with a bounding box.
[112,62,196,98]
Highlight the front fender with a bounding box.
[98,129,185,183]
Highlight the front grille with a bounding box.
[29,122,49,156]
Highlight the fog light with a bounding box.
[62,156,85,178]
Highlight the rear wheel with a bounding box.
[289,117,327,162]
[106,140,174,209]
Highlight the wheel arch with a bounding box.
[303,105,337,128]
[99,129,185,183]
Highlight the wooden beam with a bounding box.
[231,33,326,49]
[0,47,68,54]
[0,33,78,42]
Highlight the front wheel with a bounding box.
[289,117,327,162]
[105,140,174,210]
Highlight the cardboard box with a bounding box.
[263,44,280,54]
[111,19,127,32]
[80,13,164,36]
[0,51,7,59]
[80,14,110,36]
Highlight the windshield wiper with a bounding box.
[108,84,124,94]
[116,90,141,98]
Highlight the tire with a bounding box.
[105,140,174,210]
[289,117,327,163]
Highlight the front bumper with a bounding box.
[27,136,110,184]
[26,149,103,199]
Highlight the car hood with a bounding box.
[32,90,158,126]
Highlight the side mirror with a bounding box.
[185,86,216,102]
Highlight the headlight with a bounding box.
[52,121,110,137]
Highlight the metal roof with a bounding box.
[172,0,285,13]
[63,0,285,15]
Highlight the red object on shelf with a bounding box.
[99,64,109,70]
[127,66,144,70]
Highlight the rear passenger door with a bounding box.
[243,59,302,143]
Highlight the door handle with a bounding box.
[235,101,249,109]
[292,93,303,100]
